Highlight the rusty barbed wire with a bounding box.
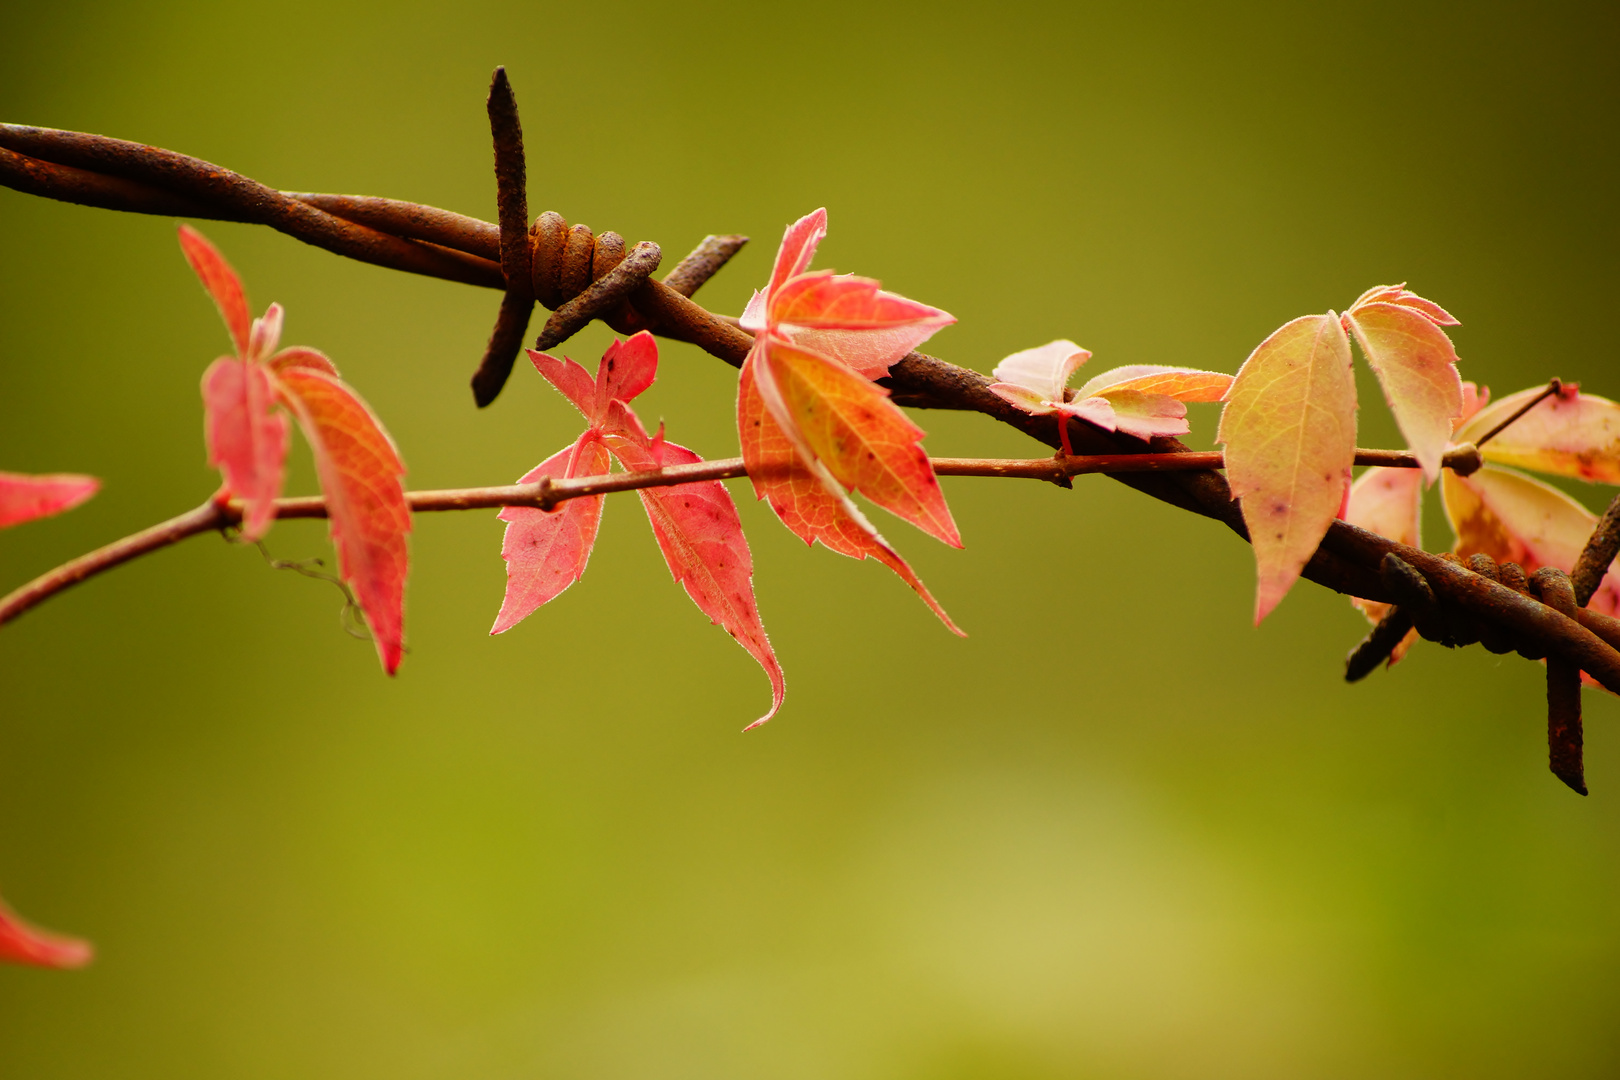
[6,75,1620,794]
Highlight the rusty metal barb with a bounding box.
[663,234,749,298]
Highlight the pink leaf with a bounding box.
[1089,390,1190,440]
[1218,313,1358,623]
[767,272,955,379]
[991,340,1092,403]
[765,208,828,301]
[1349,283,1459,326]
[177,225,252,358]
[1343,466,1425,663]
[604,409,785,729]
[0,894,92,969]
[202,357,289,543]
[1343,299,1463,481]
[0,472,99,529]
[1455,385,1620,484]
[275,368,411,674]
[739,356,963,635]
[526,349,598,422]
[491,437,611,634]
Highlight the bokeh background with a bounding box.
[4,1,1620,1076]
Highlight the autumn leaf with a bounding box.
[734,209,964,627]
[1218,313,1358,624]
[1455,384,1620,484]
[738,356,963,635]
[1343,286,1464,481]
[180,226,412,672]
[201,356,288,542]
[0,471,99,529]
[491,439,610,634]
[990,341,1233,451]
[762,339,960,546]
[0,894,91,969]
[276,368,411,674]
[1441,464,1620,616]
[1343,465,1424,664]
[499,333,794,723]
[604,403,786,729]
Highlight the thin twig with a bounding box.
[1474,378,1564,448]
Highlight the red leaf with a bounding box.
[1218,313,1358,623]
[0,894,91,969]
[202,357,289,542]
[275,368,411,674]
[178,224,252,358]
[0,472,99,529]
[604,408,785,729]
[739,356,963,635]
[491,437,611,634]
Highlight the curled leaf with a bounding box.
[276,368,411,674]
[0,895,91,969]
[768,272,955,379]
[1218,313,1358,623]
[0,472,99,529]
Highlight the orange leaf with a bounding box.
[739,356,963,635]
[1073,365,1234,402]
[275,368,411,674]
[0,893,91,969]
[0,471,99,529]
[761,339,961,548]
[1218,313,1358,623]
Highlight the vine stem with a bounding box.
[0,444,1479,629]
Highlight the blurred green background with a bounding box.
[4,1,1620,1076]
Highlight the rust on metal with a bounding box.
[534,241,663,353]
[663,234,749,298]
[1532,567,1586,794]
